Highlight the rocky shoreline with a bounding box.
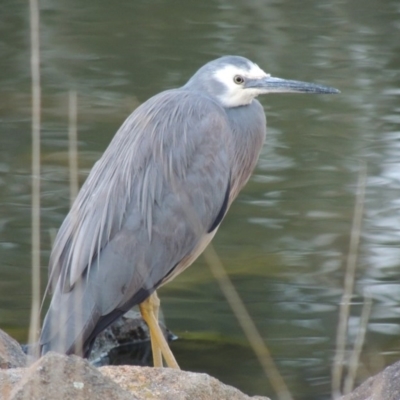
[0,328,269,400]
[1,327,400,399]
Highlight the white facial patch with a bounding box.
[213,63,269,108]
[248,63,269,79]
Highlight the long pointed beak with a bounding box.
[246,76,340,94]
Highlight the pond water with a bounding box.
[1,0,400,399]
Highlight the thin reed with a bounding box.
[204,245,294,400]
[28,0,41,358]
[332,164,367,398]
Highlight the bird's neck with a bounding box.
[225,100,267,201]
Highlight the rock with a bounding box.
[2,352,136,400]
[89,309,176,366]
[0,330,27,369]
[340,360,400,400]
[0,367,25,400]
[0,350,269,400]
[100,365,270,400]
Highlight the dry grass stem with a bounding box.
[28,0,42,358]
[68,90,79,205]
[343,292,372,394]
[203,245,294,400]
[332,163,367,398]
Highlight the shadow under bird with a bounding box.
[40,55,339,368]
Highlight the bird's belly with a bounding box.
[159,228,218,286]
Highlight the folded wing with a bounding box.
[40,89,232,356]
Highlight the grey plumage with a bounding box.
[40,55,338,357]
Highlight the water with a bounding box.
[1,0,400,398]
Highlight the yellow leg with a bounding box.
[141,292,162,367]
[139,291,180,369]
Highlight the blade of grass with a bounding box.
[204,245,294,400]
[332,163,367,398]
[28,0,41,359]
[68,90,79,205]
[343,291,372,394]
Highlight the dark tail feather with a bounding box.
[39,279,98,357]
[40,279,155,358]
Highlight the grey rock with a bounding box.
[0,350,269,400]
[2,352,136,400]
[100,365,270,400]
[89,309,175,365]
[0,366,23,399]
[340,360,400,400]
[0,330,27,369]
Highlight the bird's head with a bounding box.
[184,56,339,108]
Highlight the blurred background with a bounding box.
[1,0,400,399]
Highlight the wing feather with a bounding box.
[41,89,233,354]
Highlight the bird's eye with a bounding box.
[233,75,244,85]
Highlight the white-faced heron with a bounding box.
[40,55,339,368]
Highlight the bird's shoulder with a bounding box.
[125,88,231,140]
[96,88,232,169]
[145,87,227,115]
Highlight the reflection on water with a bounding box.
[1,0,400,399]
